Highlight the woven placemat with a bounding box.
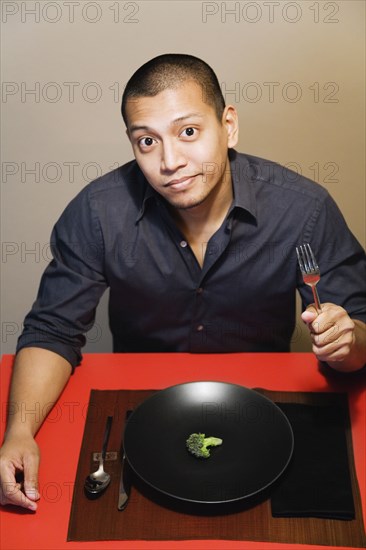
[67,388,366,546]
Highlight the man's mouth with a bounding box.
[164,174,199,190]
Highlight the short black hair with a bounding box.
[121,53,226,125]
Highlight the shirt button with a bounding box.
[197,324,204,332]
[196,287,203,294]
[180,240,188,248]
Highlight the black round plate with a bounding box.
[124,381,294,504]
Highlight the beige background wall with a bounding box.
[1,0,365,355]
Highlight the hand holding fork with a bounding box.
[296,243,363,371]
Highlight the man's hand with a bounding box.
[0,432,40,511]
[0,347,72,511]
[301,303,366,372]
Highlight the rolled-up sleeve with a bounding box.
[16,187,108,368]
[297,193,366,323]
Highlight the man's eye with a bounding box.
[182,127,196,137]
[139,137,155,147]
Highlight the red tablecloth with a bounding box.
[1,352,365,550]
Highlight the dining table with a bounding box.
[0,352,365,550]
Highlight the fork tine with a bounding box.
[302,244,312,272]
[296,246,305,273]
[306,243,319,271]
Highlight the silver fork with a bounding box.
[296,243,322,314]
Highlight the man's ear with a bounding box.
[222,105,239,148]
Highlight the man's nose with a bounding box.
[161,141,187,172]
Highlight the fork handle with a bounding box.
[312,286,322,315]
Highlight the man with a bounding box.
[1,54,365,511]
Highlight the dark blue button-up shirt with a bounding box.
[17,150,366,367]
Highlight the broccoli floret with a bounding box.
[186,432,223,458]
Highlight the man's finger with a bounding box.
[23,453,40,502]
[1,472,37,510]
[301,309,317,325]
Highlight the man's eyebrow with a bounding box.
[129,113,204,134]
[171,112,204,124]
[129,124,152,133]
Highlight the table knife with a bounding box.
[118,410,132,510]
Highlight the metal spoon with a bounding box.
[84,415,113,497]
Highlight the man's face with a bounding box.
[125,81,238,211]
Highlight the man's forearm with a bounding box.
[5,347,72,439]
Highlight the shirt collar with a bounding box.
[228,149,257,221]
[135,175,156,223]
[135,149,259,223]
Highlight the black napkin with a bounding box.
[271,401,355,520]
